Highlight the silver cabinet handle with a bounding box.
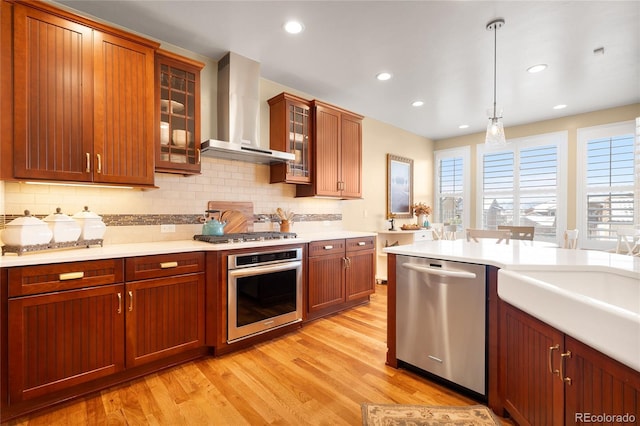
[323,245,333,250]
[160,261,178,269]
[117,292,122,314]
[357,241,366,246]
[548,344,559,376]
[59,271,84,281]
[128,290,133,312]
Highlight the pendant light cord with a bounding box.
[492,21,498,120]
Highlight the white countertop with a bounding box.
[383,239,640,276]
[0,231,376,268]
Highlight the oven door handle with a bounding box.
[228,260,302,278]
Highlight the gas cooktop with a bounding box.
[194,232,297,244]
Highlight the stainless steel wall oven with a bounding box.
[227,247,303,342]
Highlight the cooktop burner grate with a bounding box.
[194,232,297,244]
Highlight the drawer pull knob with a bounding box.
[323,245,333,250]
[59,271,84,281]
[160,261,179,269]
[357,241,366,246]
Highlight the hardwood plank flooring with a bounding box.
[7,284,510,425]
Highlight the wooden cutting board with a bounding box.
[207,201,253,232]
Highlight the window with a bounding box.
[577,120,637,250]
[477,132,567,242]
[434,147,470,229]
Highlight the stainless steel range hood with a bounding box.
[201,52,294,164]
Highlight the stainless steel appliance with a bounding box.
[396,255,487,397]
[227,247,303,342]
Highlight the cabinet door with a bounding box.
[125,274,205,367]
[313,104,341,197]
[155,50,203,175]
[500,302,564,426]
[307,253,345,312]
[345,249,375,301]
[340,113,362,199]
[13,4,93,181]
[8,284,125,402]
[564,335,640,426]
[93,31,155,186]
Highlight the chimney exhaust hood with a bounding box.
[200,52,294,164]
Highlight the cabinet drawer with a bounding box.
[413,230,432,241]
[125,252,205,281]
[8,259,124,297]
[346,236,375,252]
[308,239,346,257]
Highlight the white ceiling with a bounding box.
[55,0,640,141]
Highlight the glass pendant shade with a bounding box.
[485,117,506,146]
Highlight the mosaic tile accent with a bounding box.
[1,213,342,229]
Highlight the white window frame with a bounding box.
[576,120,637,251]
[476,131,568,244]
[434,146,470,229]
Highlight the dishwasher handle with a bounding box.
[401,262,477,279]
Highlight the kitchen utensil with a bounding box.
[219,210,248,234]
[202,210,227,236]
[1,210,53,246]
[72,206,107,240]
[172,129,190,148]
[207,201,254,232]
[44,207,82,243]
[160,121,170,145]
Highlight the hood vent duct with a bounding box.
[201,52,294,164]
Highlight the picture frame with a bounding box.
[386,154,413,219]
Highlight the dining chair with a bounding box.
[498,225,534,241]
[442,225,458,240]
[466,228,511,244]
[563,229,579,249]
[430,223,444,240]
[615,228,640,256]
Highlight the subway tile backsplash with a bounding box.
[2,157,345,244]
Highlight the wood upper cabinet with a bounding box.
[11,1,158,187]
[155,49,204,175]
[296,101,363,199]
[268,92,312,184]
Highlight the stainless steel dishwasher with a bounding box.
[396,255,487,397]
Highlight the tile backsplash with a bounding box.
[1,157,344,244]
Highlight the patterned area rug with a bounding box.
[361,403,502,426]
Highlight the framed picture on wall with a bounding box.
[386,154,413,219]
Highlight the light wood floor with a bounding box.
[8,284,507,425]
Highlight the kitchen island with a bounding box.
[384,239,640,424]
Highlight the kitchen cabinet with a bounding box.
[10,1,158,187]
[500,300,640,426]
[307,236,375,320]
[7,260,125,402]
[155,49,204,175]
[124,253,205,366]
[268,92,312,184]
[296,101,363,199]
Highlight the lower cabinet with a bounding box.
[307,236,375,320]
[500,300,640,426]
[4,253,205,414]
[124,253,205,367]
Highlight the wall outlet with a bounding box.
[160,224,176,233]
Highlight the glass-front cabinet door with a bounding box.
[155,50,204,175]
[268,92,312,184]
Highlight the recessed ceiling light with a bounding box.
[376,72,392,81]
[553,104,567,110]
[458,124,469,129]
[527,64,547,73]
[411,100,424,107]
[283,20,304,34]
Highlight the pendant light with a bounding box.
[485,18,507,146]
